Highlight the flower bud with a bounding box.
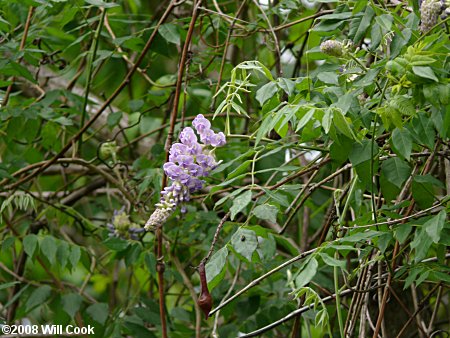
[99,141,118,159]
[420,0,443,33]
[320,40,344,57]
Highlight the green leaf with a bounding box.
[315,308,330,328]
[354,68,379,87]
[255,111,282,145]
[349,139,378,166]
[339,230,380,243]
[319,12,353,20]
[295,257,318,289]
[412,175,443,208]
[404,267,421,289]
[205,247,228,290]
[0,281,20,291]
[351,5,375,43]
[411,228,433,263]
[411,113,436,149]
[9,61,37,84]
[145,252,157,275]
[53,116,73,126]
[85,0,119,8]
[256,82,278,106]
[394,224,412,244]
[104,236,129,251]
[333,109,356,140]
[86,303,109,325]
[252,204,279,223]
[376,232,393,254]
[61,293,83,318]
[227,160,251,180]
[334,93,354,115]
[23,234,38,258]
[231,228,258,262]
[257,233,276,261]
[277,78,295,96]
[424,210,446,243]
[213,149,255,174]
[374,13,393,31]
[56,240,70,269]
[319,253,346,269]
[295,108,314,133]
[41,236,57,265]
[69,245,81,269]
[317,72,338,85]
[230,190,252,221]
[391,128,412,161]
[412,66,438,82]
[158,23,180,45]
[274,117,289,137]
[107,111,123,128]
[322,107,333,134]
[381,157,411,188]
[26,285,52,311]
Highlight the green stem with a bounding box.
[334,172,358,337]
[333,259,344,337]
[370,80,388,224]
[79,9,107,155]
[415,16,450,45]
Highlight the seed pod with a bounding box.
[197,262,212,319]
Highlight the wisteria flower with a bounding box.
[145,115,226,230]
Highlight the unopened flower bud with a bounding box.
[320,40,344,57]
[100,141,118,159]
[420,0,443,33]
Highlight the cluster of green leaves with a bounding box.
[0,0,449,337]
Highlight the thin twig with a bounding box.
[239,289,354,337]
[395,283,442,338]
[209,248,317,316]
[211,262,241,338]
[252,0,282,76]
[201,212,230,265]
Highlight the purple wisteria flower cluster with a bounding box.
[145,115,226,230]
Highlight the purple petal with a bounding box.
[180,127,198,146]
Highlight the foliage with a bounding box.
[0,0,449,337]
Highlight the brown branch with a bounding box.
[201,211,230,265]
[395,283,442,338]
[2,6,35,106]
[154,2,204,337]
[372,141,441,338]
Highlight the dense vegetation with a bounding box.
[0,0,449,337]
